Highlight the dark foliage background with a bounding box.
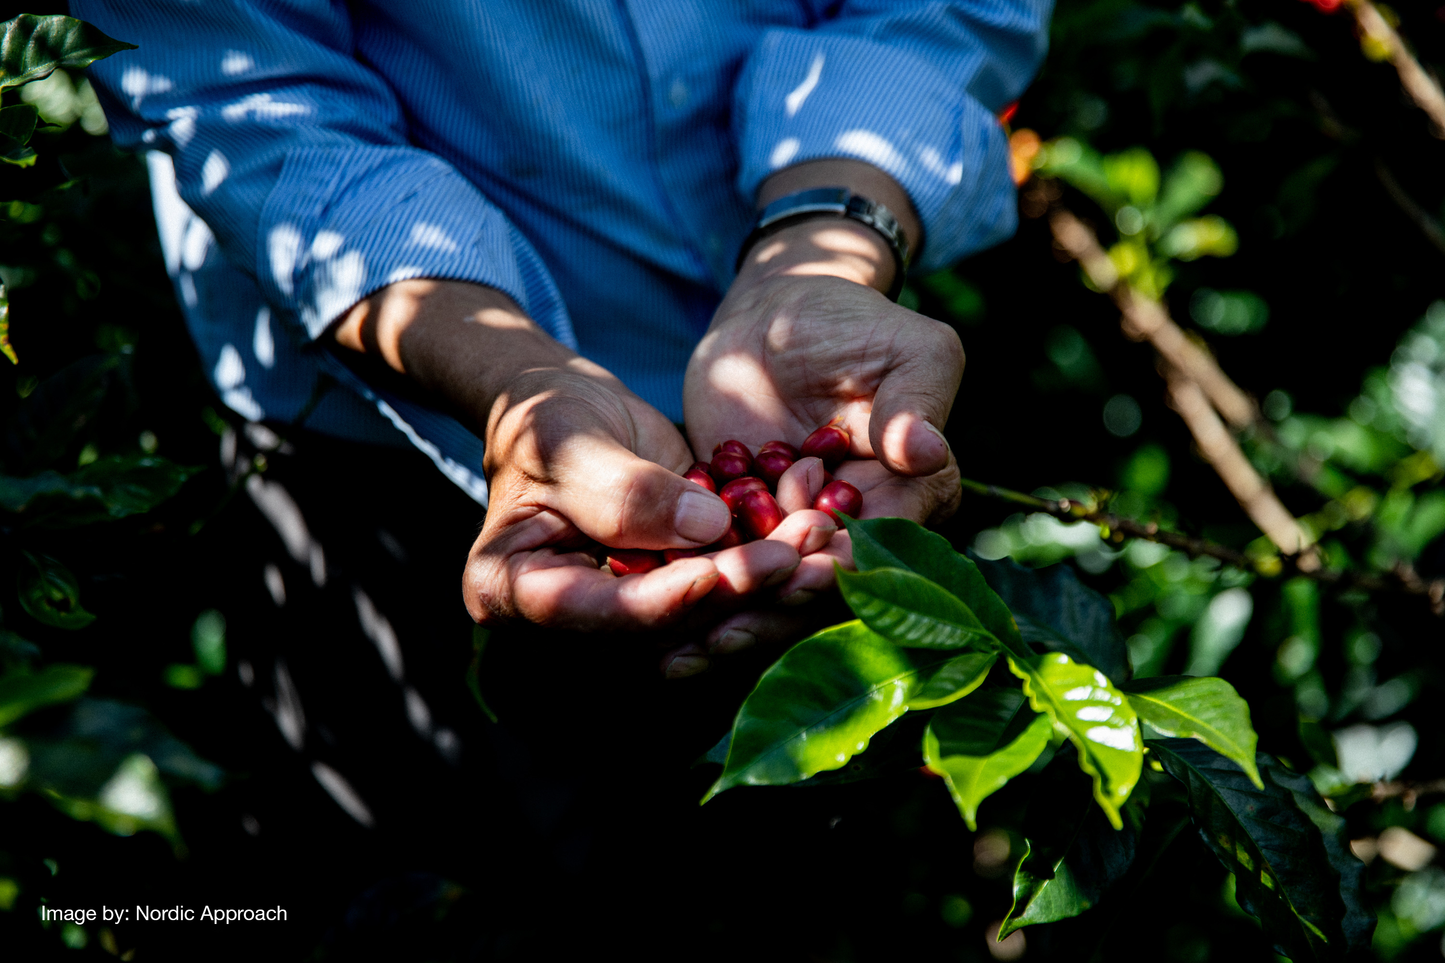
[2,0,1444,959]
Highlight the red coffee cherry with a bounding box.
[715,520,746,549]
[709,451,751,484]
[739,489,785,538]
[663,548,702,562]
[758,440,802,460]
[713,440,753,459]
[683,462,717,492]
[753,449,794,486]
[801,423,849,469]
[719,476,768,513]
[814,479,863,519]
[606,549,664,577]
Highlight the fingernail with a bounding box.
[780,589,817,607]
[919,421,950,455]
[801,524,837,555]
[675,489,730,543]
[665,655,710,679]
[763,561,801,588]
[711,629,757,655]
[684,572,719,606]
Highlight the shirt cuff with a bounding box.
[256,144,572,343]
[735,31,1017,272]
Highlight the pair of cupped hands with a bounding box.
[332,177,964,678]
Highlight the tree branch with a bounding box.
[1347,0,1445,138]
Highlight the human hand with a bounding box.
[329,279,812,644]
[677,215,964,660]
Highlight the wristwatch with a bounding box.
[736,187,911,301]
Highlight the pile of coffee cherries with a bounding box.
[606,422,864,576]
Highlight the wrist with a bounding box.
[733,216,896,295]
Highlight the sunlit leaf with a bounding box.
[17,552,94,629]
[0,283,13,365]
[0,15,136,91]
[837,565,997,650]
[703,621,992,802]
[0,455,198,526]
[1008,652,1142,829]
[1001,750,1145,937]
[1151,738,1359,961]
[924,688,1052,830]
[974,554,1130,684]
[1124,676,1261,787]
[842,516,1021,649]
[0,664,92,727]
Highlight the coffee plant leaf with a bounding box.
[1123,676,1261,787]
[0,663,93,727]
[974,554,1130,685]
[1261,754,1375,953]
[841,515,1021,648]
[783,710,935,787]
[923,687,1052,830]
[0,455,197,526]
[0,14,136,91]
[1151,738,1353,961]
[836,565,997,650]
[703,621,989,802]
[1001,752,1145,937]
[0,103,38,166]
[4,353,121,473]
[1008,652,1142,828]
[17,551,94,629]
[907,650,996,710]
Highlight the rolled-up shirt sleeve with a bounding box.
[72,0,570,345]
[733,0,1053,271]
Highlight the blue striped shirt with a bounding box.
[74,0,1051,503]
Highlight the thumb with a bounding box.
[549,434,732,549]
[868,342,962,477]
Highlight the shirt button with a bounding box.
[668,79,688,108]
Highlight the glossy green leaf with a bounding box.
[0,15,136,90]
[0,664,93,727]
[974,554,1130,684]
[1266,755,1375,953]
[1151,738,1357,961]
[1123,676,1261,787]
[1002,750,1145,937]
[0,282,12,364]
[0,103,38,166]
[0,455,198,526]
[5,354,122,474]
[842,516,1021,649]
[703,621,991,802]
[1008,652,1142,829]
[924,688,1052,829]
[837,565,997,650]
[17,552,94,629]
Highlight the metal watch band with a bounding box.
[735,187,912,301]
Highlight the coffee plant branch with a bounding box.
[1345,0,1445,137]
[1043,204,1315,559]
[958,478,1445,607]
[1373,157,1445,259]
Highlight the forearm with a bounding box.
[329,279,610,435]
[742,160,921,298]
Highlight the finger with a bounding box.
[835,459,961,527]
[660,641,711,679]
[867,322,964,477]
[704,539,801,605]
[772,535,850,599]
[775,456,827,514]
[704,593,852,655]
[548,433,731,548]
[765,507,837,556]
[508,552,721,631]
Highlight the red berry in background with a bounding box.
[758,440,802,460]
[663,548,702,562]
[801,423,849,469]
[713,440,753,459]
[606,549,664,577]
[738,489,785,538]
[753,449,793,486]
[683,463,717,492]
[719,476,768,513]
[814,479,863,519]
[709,451,752,485]
[715,520,746,549]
